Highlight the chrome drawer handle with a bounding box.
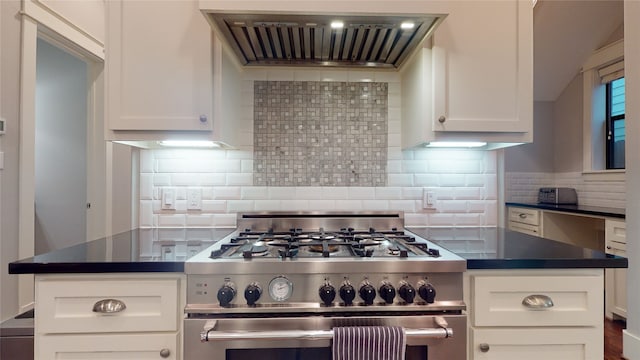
[522,294,554,310]
[518,213,527,219]
[92,299,127,314]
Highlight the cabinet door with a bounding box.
[37,333,178,359]
[432,0,532,133]
[471,328,601,360]
[605,219,626,319]
[106,0,213,131]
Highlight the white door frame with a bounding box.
[18,10,107,313]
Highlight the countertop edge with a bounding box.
[506,202,625,219]
[8,262,185,274]
[466,257,628,270]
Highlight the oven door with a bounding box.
[184,314,466,360]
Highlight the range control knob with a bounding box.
[319,282,337,306]
[339,281,356,305]
[217,282,236,307]
[398,282,416,304]
[359,282,377,305]
[418,281,436,304]
[378,282,396,304]
[244,282,262,306]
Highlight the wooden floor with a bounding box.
[605,318,626,360]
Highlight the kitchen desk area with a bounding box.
[9,226,626,360]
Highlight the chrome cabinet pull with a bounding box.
[479,343,490,352]
[438,115,446,123]
[159,348,171,358]
[522,294,554,310]
[92,299,126,314]
[199,115,208,123]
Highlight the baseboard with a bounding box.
[623,329,640,359]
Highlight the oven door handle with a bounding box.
[200,320,453,342]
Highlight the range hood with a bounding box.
[202,13,445,69]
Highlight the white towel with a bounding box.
[332,326,406,360]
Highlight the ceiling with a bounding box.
[534,0,623,101]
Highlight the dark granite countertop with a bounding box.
[8,228,235,274]
[407,227,627,270]
[9,227,626,274]
[506,202,625,219]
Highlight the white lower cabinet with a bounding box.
[605,219,627,319]
[35,273,184,360]
[38,333,178,359]
[466,269,604,360]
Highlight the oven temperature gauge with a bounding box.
[268,276,293,302]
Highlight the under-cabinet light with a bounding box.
[330,21,344,29]
[158,141,220,148]
[425,142,487,148]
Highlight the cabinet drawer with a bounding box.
[37,332,178,360]
[471,327,601,360]
[36,277,179,334]
[508,207,539,226]
[508,221,540,237]
[472,275,602,327]
[605,219,626,253]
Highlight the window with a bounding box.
[606,77,625,169]
[582,39,624,178]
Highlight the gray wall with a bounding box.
[34,39,88,254]
[505,101,555,172]
[553,74,584,172]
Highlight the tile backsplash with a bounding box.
[254,81,388,187]
[139,69,498,229]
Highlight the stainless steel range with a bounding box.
[184,212,467,360]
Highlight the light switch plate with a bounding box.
[162,188,176,210]
[422,188,436,209]
[187,188,202,210]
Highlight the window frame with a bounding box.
[582,39,625,181]
[605,78,625,169]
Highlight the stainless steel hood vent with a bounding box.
[205,13,444,69]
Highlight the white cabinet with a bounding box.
[35,274,184,360]
[605,219,627,319]
[402,0,533,148]
[466,269,604,360]
[106,0,212,132]
[507,207,541,237]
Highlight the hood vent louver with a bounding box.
[206,13,443,69]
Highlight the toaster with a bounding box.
[538,187,578,205]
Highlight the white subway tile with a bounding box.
[348,187,375,199]
[467,200,487,213]
[201,174,227,186]
[140,201,153,227]
[322,187,348,200]
[388,93,401,108]
[152,200,162,213]
[320,70,348,82]
[254,200,282,211]
[334,200,363,211]
[483,200,498,225]
[414,174,439,187]
[266,69,295,81]
[439,174,466,187]
[403,160,428,174]
[429,159,482,174]
[388,147,403,160]
[346,70,374,82]
[388,174,413,187]
[214,187,241,199]
[186,215,214,227]
[484,174,498,200]
[227,200,255,212]
[140,150,154,173]
[174,200,188,212]
[172,174,200,186]
[153,174,171,186]
[454,187,482,200]
[242,187,269,200]
[227,149,254,160]
[281,200,310,211]
[428,213,456,226]
[174,188,187,200]
[375,187,402,200]
[308,200,337,211]
[387,82,401,94]
[374,72,400,83]
[388,119,401,135]
[241,160,254,173]
[439,200,467,213]
[402,187,423,200]
[404,213,428,227]
[213,214,237,227]
[296,187,323,200]
[202,200,227,213]
[227,173,253,186]
[158,214,186,227]
[436,188,455,200]
[388,133,401,147]
[455,214,482,226]
[389,200,415,212]
[293,70,321,81]
[140,174,153,200]
[362,200,389,211]
[466,174,486,187]
[202,187,215,200]
[269,187,297,200]
[246,69,266,81]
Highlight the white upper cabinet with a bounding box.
[402,0,533,148]
[106,0,223,138]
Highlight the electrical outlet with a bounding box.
[187,188,202,210]
[422,188,436,209]
[162,188,176,210]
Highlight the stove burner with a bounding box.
[308,243,340,253]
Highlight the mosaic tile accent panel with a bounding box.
[254,81,388,186]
